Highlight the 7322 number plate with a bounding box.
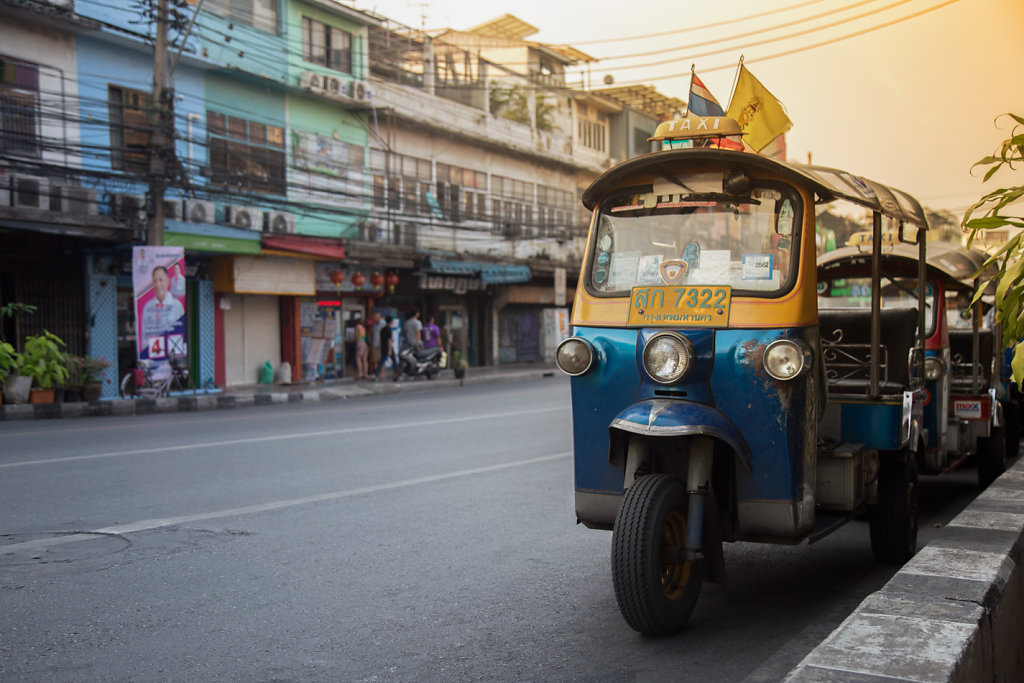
[627,285,731,327]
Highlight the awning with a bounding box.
[164,232,262,254]
[425,257,532,284]
[425,257,482,275]
[480,264,532,284]
[263,234,346,260]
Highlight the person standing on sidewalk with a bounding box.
[370,311,385,370]
[354,317,369,379]
[404,310,422,349]
[422,315,440,349]
[374,315,397,380]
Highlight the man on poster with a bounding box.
[141,265,184,340]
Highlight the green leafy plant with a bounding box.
[0,340,20,381]
[0,302,37,350]
[962,112,1024,385]
[21,331,69,389]
[65,355,111,389]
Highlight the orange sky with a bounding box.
[363,0,1023,218]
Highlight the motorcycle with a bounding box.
[393,344,445,381]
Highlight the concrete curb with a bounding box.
[0,368,558,420]
[785,460,1024,682]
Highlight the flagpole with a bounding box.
[726,55,744,113]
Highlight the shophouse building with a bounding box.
[1,1,682,395]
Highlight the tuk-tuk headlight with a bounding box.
[643,332,695,384]
[763,339,811,381]
[924,356,945,381]
[556,337,595,376]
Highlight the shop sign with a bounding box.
[164,231,262,255]
[418,273,484,293]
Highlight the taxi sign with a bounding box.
[627,285,731,327]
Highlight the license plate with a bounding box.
[627,286,731,327]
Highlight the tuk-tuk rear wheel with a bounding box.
[611,474,704,637]
[977,425,1006,489]
[869,451,918,564]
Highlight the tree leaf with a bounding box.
[1013,342,1024,389]
[965,216,1011,230]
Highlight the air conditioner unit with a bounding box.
[299,71,323,90]
[53,185,98,215]
[163,199,183,220]
[224,205,263,231]
[183,199,214,223]
[264,211,295,234]
[501,222,523,238]
[358,219,383,242]
[346,80,371,103]
[10,174,50,210]
[111,193,145,222]
[323,76,343,97]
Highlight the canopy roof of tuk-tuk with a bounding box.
[817,242,993,291]
[582,149,929,229]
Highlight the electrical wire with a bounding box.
[7,0,970,220]
[583,0,963,85]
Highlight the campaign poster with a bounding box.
[132,246,187,367]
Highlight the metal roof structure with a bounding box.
[593,85,687,120]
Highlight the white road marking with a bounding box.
[0,452,571,554]
[1,406,565,469]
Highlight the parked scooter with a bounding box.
[393,344,445,381]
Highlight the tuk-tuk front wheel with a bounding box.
[869,452,918,564]
[611,474,704,636]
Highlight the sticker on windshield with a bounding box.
[638,255,664,284]
[659,259,687,284]
[742,253,773,280]
[607,251,640,290]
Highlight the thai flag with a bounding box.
[688,73,725,117]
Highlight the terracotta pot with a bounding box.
[81,382,103,402]
[29,388,55,404]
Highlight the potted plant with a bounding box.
[21,331,69,404]
[0,339,26,404]
[0,302,35,405]
[451,349,469,382]
[73,355,110,402]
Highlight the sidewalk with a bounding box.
[0,364,560,421]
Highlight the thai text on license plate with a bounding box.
[627,286,731,327]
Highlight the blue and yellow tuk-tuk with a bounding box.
[555,115,930,636]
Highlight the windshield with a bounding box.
[587,185,801,296]
[818,276,936,337]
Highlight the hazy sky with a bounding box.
[356,0,1023,219]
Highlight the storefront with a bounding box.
[493,281,570,366]
[213,254,315,386]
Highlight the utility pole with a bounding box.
[147,0,170,246]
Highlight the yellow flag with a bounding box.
[726,64,793,153]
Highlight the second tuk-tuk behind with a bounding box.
[817,241,1010,488]
[556,114,931,636]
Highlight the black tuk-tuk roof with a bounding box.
[817,242,992,291]
[582,149,929,229]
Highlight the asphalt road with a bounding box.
[0,377,983,681]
